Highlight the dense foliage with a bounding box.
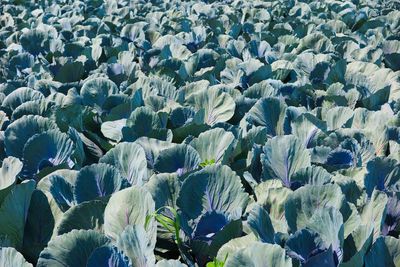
[1,0,400,266]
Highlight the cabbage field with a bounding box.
[1,0,400,266]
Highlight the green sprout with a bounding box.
[199,159,216,168]
[146,206,182,246]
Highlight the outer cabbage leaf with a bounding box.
[225,242,292,267]
[291,113,326,148]
[365,236,400,267]
[12,99,53,121]
[255,180,292,231]
[247,204,275,243]
[154,144,201,175]
[156,259,187,267]
[1,87,44,113]
[0,247,33,267]
[189,128,235,165]
[306,207,344,263]
[4,115,58,158]
[285,229,326,264]
[37,229,109,267]
[22,129,75,177]
[177,165,249,220]
[241,97,287,136]
[340,225,373,267]
[80,78,119,110]
[73,163,129,204]
[0,180,35,249]
[186,87,235,125]
[0,157,22,191]
[134,137,175,171]
[145,173,180,212]
[116,225,156,267]
[87,245,131,267]
[261,135,311,187]
[56,199,108,235]
[324,107,354,131]
[360,189,388,241]
[100,142,148,186]
[122,107,171,142]
[104,187,156,244]
[285,184,344,232]
[22,190,55,263]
